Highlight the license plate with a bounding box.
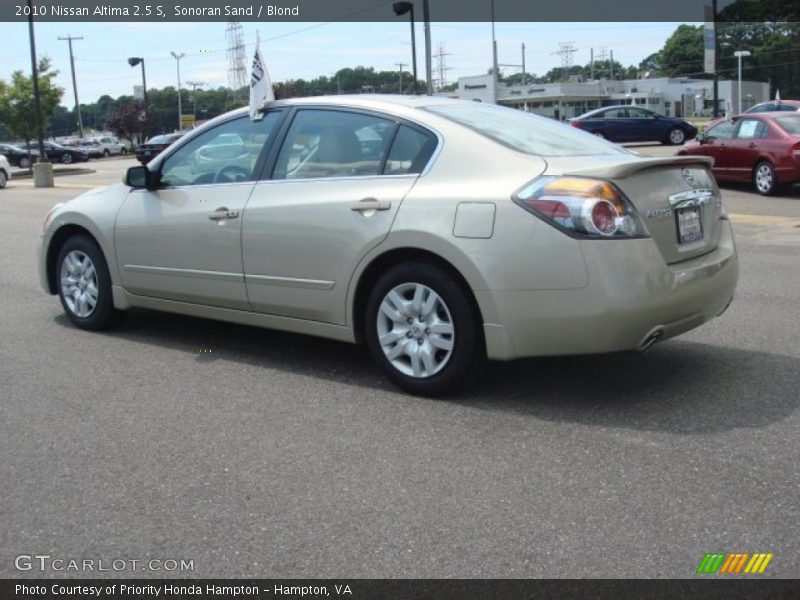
[677,206,703,244]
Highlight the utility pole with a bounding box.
[395,63,406,93]
[58,34,84,137]
[185,81,204,119]
[170,51,185,131]
[590,48,594,80]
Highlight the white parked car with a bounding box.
[88,136,127,157]
[0,154,9,188]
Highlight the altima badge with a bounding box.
[646,208,672,219]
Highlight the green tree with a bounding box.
[0,58,64,149]
[658,24,706,77]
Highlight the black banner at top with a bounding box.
[3,0,799,22]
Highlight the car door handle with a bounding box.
[350,198,391,212]
[208,207,240,221]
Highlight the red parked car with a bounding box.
[678,112,800,195]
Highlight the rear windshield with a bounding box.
[422,102,628,157]
[146,135,175,144]
[774,115,800,135]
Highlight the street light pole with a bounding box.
[127,57,147,118]
[171,51,185,130]
[734,50,751,115]
[392,2,418,95]
[27,0,47,163]
[423,0,432,95]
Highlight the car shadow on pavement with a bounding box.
[459,339,800,435]
[55,309,799,435]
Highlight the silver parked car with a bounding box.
[39,96,739,395]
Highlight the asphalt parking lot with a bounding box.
[1,152,799,579]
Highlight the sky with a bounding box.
[0,20,690,106]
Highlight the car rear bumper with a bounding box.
[477,220,739,360]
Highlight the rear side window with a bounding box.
[384,125,436,175]
[424,102,628,157]
[735,119,767,139]
[273,109,396,180]
[748,103,773,113]
[774,115,800,134]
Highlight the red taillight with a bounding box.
[513,176,647,239]
[569,120,582,128]
[590,200,619,235]
[525,198,571,219]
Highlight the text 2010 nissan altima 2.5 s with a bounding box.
[39,96,739,396]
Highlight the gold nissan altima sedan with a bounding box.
[39,96,739,395]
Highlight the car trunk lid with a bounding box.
[553,155,723,264]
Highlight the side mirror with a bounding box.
[124,165,158,189]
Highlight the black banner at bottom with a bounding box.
[4,579,800,600]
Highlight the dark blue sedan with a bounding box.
[568,106,698,145]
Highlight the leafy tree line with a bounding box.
[0,65,426,143]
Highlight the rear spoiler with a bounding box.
[564,155,714,180]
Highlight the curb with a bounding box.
[11,168,95,179]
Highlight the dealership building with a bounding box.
[447,74,770,119]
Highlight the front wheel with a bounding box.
[121,147,128,155]
[753,161,777,196]
[667,128,686,145]
[364,262,483,396]
[56,235,123,330]
[20,157,31,169]
[61,152,73,164]
[0,169,7,188]
[103,149,110,158]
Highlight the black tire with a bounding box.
[753,161,777,196]
[666,127,686,145]
[364,262,483,396]
[20,157,31,169]
[55,235,123,330]
[121,147,128,155]
[592,131,607,139]
[61,152,73,164]
[0,169,7,189]
[103,149,110,158]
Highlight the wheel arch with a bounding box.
[45,224,102,294]
[350,247,485,347]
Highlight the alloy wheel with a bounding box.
[669,128,685,144]
[60,250,99,318]
[376,282,455,378]
[755,163,773,194]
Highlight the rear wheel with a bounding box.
[667,128,686,145]
[61,152,73,164]
[20,157,31,169]
[364,262,482,396]
[593,131,607,139]
[56,235,123,330]
[121,147,128,155]
[753,161,777,195]
[0,169,7,188]
[103,149,110,158]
